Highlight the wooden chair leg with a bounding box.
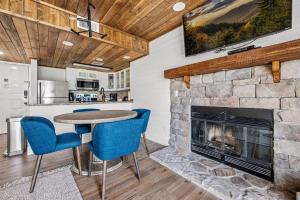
[133,152,141,181]
[30,155,43,193]
[142,134,150,156]
[88,151,93,177]
[102,161,107,200]
[75,147,82,175]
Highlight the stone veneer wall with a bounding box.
[169,60,300,192]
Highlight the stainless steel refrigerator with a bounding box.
[37,80,69,104]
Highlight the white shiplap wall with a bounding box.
[38,66,66,81]
[131,0,300,145]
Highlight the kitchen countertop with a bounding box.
[28,100,133,106]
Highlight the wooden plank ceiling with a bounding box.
[44,0,207,41]
[0,15,144,70]
[0,0,206,70]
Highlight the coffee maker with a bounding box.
[109,93,117,102]
[69,92,75,102]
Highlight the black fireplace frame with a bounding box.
[191,106,274,181]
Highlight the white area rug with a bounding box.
[0,165,83,200]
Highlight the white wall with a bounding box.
[131,0,300,146]
[29,59,37,105]
[37,66,66,81]
[0,61,30,133]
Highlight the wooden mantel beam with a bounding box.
[164,39,300,80]
[0,0,149,54]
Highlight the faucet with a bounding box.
[100,87,105,102]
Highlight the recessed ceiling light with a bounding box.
[62,41,74,46]
[173,2,186,12]
[95,58,103,62]
[123,56,131,60]
[0,51,4,55]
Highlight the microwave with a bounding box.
[76,79,99,90]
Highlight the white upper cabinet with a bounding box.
[120,71,125,89]
[125,68,130,88]
[116,72,120,89]
[106,68,130,91]
[66,67,130,91]
[107,73,114,90]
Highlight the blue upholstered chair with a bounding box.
[133,109,151,155]
[21,116,82,193]
[73,108,100,136]
[87,119,144,200]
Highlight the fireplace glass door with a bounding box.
[224,125,273,165]
[191,106,274,181]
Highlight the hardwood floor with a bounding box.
[0,134,217,200]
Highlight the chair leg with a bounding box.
[88,151,93,177]
[102,161,107,200]
[72,148,77,165]
[133,152,141,181]
[75,147,82,175]
[142,134,150,156]
[29,155,43,193]
[79,135,84,154]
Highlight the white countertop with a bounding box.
[28,100,133,106]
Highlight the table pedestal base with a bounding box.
[71,159,123,176]
[71,145,123,176]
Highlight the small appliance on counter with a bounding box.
[69,92,75,102]
[109,93,117,102]
[75,93,97,102]
[123,96,128,101]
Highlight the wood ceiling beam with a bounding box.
[0,0,149,55]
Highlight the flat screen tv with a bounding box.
[183,0,292,56]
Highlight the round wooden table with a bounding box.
[54,110,137,176]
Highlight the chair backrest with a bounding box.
[92,119,144,160]
[133,109,150,133]
[21,116,57,155]
[73,108,100,131]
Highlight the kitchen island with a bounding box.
[25,101,133,154]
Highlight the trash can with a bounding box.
[4,117,27,157]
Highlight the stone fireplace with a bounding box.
[169,60,300,193]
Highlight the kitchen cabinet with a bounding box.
[108,74,114,89]
[88,72,97,79]
[116,72,120,89]
[106,68,130,91]
[120,71,125,89]
[78,71,88,78]
[125,69,130,88]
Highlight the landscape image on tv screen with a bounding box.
[183,0,292,56]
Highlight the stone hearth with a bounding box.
[151,147,294,200]
[168,60,300,194]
